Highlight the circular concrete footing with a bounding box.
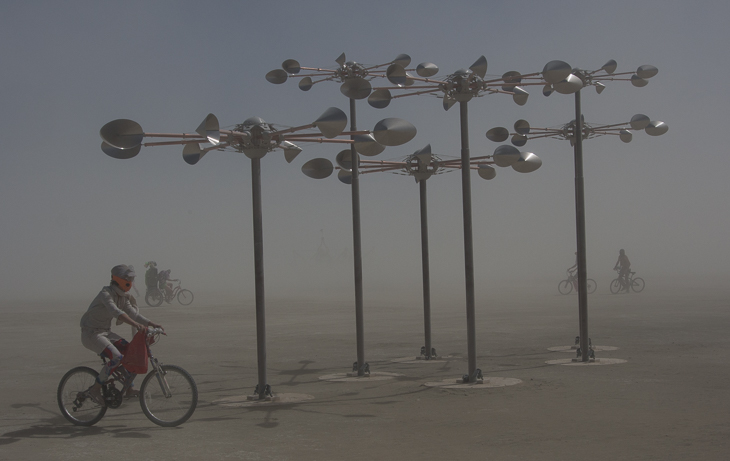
[545,358,627,366]
[391,355,454,364]
[548,345,619,352]
[423,377,522,389]
[318,372,404,382]
[214,393,315,408]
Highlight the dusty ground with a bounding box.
[1,280,728,460]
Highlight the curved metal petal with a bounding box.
[243,147,268,159]
[282,59,300,74]
[353,134,385,157]
[416,62,439,77]
[477,164,496,180]
[335,149,359,170]
[619,130,633,143]
[542,84,554,97]
[594,82,606,94]
[101,141,141,160]
[404,72,415,86]
[645,121,668,136]
[392,53,411,68]
[501,71,522,90]
[299,77,313,91]
[372,118,417,146]
[554,74,584,94]
[631,75,648,87]
[493,144,521,167]
[486,127,510,143]
[512,152,542,173]
[340,78,372,100]
[514,119,530,135]
[386,64,407,85]
[265,69,288,84]
[196,113,220,144]
[182,143,204,165]
[636,65,658,79]
[368,89,392,109]
[469,56,488,79]
[512,86,529,106]
[630,114,650,130]
[542,60,572,84]
[338,168,353,185]
[511,134,528,147]
[335,53,346,66]
[302,158,334,179]
[314,107,348,138]
[443,96,456,111]
[601,59,617,75]
[100,119,144,149]
[281,141,302,163]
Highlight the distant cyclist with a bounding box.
[144,261,158,293]
[613,249,631,293]
[567,251,578,276]
[158,269,179,301]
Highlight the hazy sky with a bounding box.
[1,0,728,303]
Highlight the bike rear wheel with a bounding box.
[177,289,194,305]
[631,277,645,293]
[586,279,597,294]
[145,289,164,307]
[140,364,198,427]
[558,279,573,295]
[57,366,107,426]
[609,278,622,294]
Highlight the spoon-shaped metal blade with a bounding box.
[511,134,528,147]
[340,78,372,100]
[313,107,348,138]
[336,149,359,170]
[282,59,300,74]
[512,152,542,173]
[302,158,334,179]
[266,69,288,84]
[542,84,554,97]
[554,74,584,94]
[493,144,521,167]
[636,65,658,79]
[594,82,606,94]
[486,127,510,143]
[601,59,617,75]
[512,87,529,106]
[502,71,522,90]
[443,96,456,111]
[299,76,313,91]
[100,119,144,149]
[413,143,433,164]
[335,53,346,66]
[630,75,648,87]
[645,121,668,136]
[619,130,633,143]
[368,89,392,109]
[392,53,411,68]
[542,60,572,84]
[196,113,220,144]
[630,114,650,130]
[101,141,141,159]
[182,143,204,165]
[416,62,439,77]
[478,164,496,180]
[372,118,417,146]
[469,56,488,79]
[353,134,385,157]
[338,168,353,185]
[281,141,303,163]
[514,119,531,135]
[386,64,407,85]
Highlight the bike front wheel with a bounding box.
[609,278,622,294]
[558,279,573,295]
[145,290,164,307]
[631,277,645,293]
[57,366,107,426]
[177,289,194,305]
[140,365,198,427]
[586,279,597,294]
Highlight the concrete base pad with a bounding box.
[545,358,627,366]
[318,372,404,382]
[391,355,454,364]
[423,377,522,389]
[548,345,619,352]
[214,393,315,408]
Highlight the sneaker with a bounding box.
[88,385,105,406]
[125,388,140,398]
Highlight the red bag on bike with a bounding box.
[121,329,149,374]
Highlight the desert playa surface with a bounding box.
[1,279,728,460]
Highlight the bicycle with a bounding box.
[558,270,597,295]
[145,280,194,307]
[57,328,198,427]
[610,268,645,294]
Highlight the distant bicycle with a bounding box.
[610,269,645,294]
[558,271,597,295]
[145,281,194,307]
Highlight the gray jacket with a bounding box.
[80,285,151,331]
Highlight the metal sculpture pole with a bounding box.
[251,157,268,397]
[573,89,589,362]
[419,178,433,359]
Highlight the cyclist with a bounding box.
[144,261,158,293]
[158,269,179,301]
[80,264,163,404]
[567,251,578,275]
[613,249,631,293]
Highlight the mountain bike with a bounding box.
[610,269,645,294]
[57,328,197,427]
[558,271,597,295]
[145,281,194,307]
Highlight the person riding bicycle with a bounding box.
[80,265,163,404]
[158,269,179,302]
[567,251,578,277]
[613,249,631,293]
[144,261,158,292]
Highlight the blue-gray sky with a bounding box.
[1,0,728,302]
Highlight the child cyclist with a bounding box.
[80,265,163,403]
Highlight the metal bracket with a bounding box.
[254,383,273,398]
[352,361,370,375]
[462,368,483,383]
[420,346,438,358]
